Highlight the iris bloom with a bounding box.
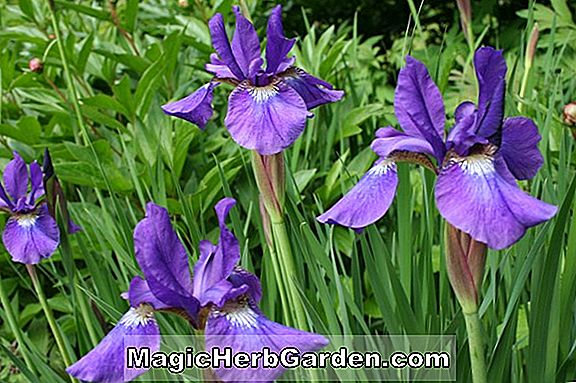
[67,198,327,382]
[0,152,59,264]
[318,47,557,250]
[162,5,343,155]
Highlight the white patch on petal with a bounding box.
[458,154,495,176]
[17,214,38,229]
[368,160,396,176]
[213,299,258,329]
[120,304,155,328]
[248,85,279,103]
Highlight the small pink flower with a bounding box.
[28,58,43,73]
[563,102,576,126]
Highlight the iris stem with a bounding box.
[463,310,488,383]
[270,219,307,330]
[260,195,291,322]
[0,273,36,374]
[26,265,76,383]
[251,151,307,329]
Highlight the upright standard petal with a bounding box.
[205,299,329,383]
[279,68,344,110]
[228,267,262,304]
[265,5,296,75]
[134,203,197,316]
[499,117,543,180]
[2,204,59,264]
[206,53,237,79]
[28,161,44,203]
[474,47,506,139]
[446,109,488,156]
[66,305,160,383]
[231,6,262,80]
[435,154,557,249]
[371,127,435,158]
[454,101,476,123]
[0,183,14,210]
[3,152,28,201]
[161,83,218,129]
[225,81,308,155]
[317,160,398,229]
[394,56,446,162]
[208,13,244,80]
[193,198,240,306]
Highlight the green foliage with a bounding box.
[0,0,575,382]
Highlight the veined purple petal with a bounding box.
[2,204,59,264]
[231,6,262,80]
[474,47,506,138]
[280,68,344,110]
[205,300,329,383]
[266,5,296,75]
[372,127,435,158]
[193,198,240,306]
[134,203,197,316]
[66,305,160,383]
[317,160,398,229]
[161,82,218,129]
[435,153,557,250]
[128,276,171,310]
[209,13,244,80]
[499,117,543,180]
[225,81,308,155]
[394,56,446,162]
[3,152,28,201]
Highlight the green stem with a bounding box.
[518,62,532,113]
[0,273,36,374]
[26,265,76,383]
[463,310,488,383]
[46,0,83,145]
[270,219,307,330]
[266,233,292,325]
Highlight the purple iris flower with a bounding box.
[161,5,343,155]
[318,47,557,250]
[67,198,327,382]
[0,152,59,264]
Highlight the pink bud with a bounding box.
[28,58,43,73]
[178,0,188,7]
[563,102,576,126]
[456,0,472,40]
[445,224,487,313]
[252,152,285,223]
[527,23,539,65]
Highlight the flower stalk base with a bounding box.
[252,151,307,330]
[464,310,488,383]
[26,265,76,382]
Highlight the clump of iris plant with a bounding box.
[162,5,343,330]
[66,198,328,382]
[318,47,557,383]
